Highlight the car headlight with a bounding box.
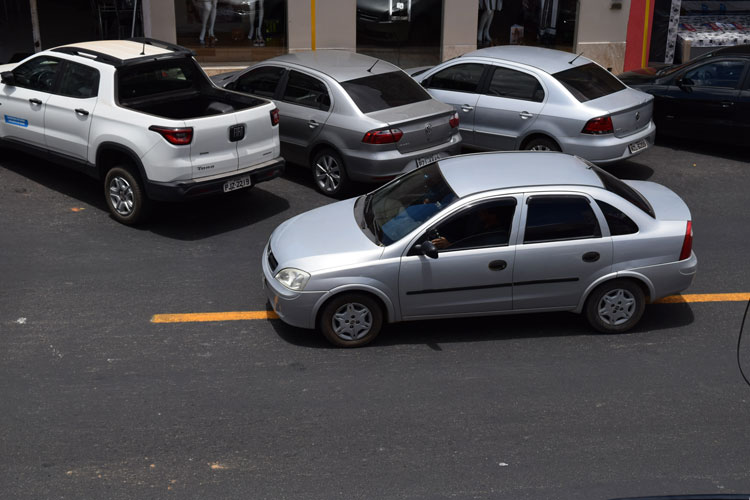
[274,268,311,291]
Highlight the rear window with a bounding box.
[341,71,431,113]
[588,163,655,218]
[117,57,198,101]
[553,63,625,102]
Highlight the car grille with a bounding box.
[267,249,278,272]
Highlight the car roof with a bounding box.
[711,43,750,57]
[461,45,591,74]
[266,50,400,82]
[438,152,604,198]
[49,39,192,67]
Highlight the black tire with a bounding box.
[318,293,383,348]
[585,279,646,334]
[524,136,560,152]
[104,165,150,225]
[311,148,349,197]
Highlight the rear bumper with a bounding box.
[145,157,285,201]
[629,251,698,301]
[561,121,656,165]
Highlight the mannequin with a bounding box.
[247,0,265,47]
[196,0,218,45]
[478,0,503,47]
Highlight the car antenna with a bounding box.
[141,38,146,55]
[568,52,583,64]
[367,59,379,73]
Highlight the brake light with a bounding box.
[362,128,403,144]
[582,116,614,135]
[270,108,280,126]
[149,126,193,145]
[679,220,693,260]
[449,112,459,128]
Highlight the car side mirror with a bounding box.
[415,240,439,259]
[1,71,16,86]
[225,81,236,90]
[676,77,693,92]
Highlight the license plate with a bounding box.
[628,139,648,154]
[223,175,252,192]
[416,153,441,168]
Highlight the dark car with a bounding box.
[618,44,750,145]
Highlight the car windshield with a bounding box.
[553,62,625,102]
[340,70,432,113]
[363,163,458,245]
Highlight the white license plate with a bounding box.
[628,139,648,154]
[223,175,252,193]
[416,153,441,168]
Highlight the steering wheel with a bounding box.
[31,70,55,91]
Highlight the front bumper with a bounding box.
[145,157,285,202]
[561,121,656,165]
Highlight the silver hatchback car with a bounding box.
[212,50,462,196]
[263,152,697,347]
[409,46,656,164]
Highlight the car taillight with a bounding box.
[582,116,614,135]
[362,128,403,144]
[449,111,459,128]
[149,126,193,145]
[270,108,280,126]
[679,220,693,260]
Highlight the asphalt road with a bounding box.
[1,139,749,499]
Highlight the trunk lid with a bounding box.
[588,88,654,138]
[234,102,280,169]
[189,113,241,179]
[367,99,455,154]
[624,180,692,221]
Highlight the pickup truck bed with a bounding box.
[120,87,265,120]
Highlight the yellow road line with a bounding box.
[310,0,316,51]
[151,294,749,324]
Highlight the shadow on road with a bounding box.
[655,135,748,163]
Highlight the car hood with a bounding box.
[269,198,384,273]
[210,70,240,87]
[0,62,18,73]
[618,65,669,85]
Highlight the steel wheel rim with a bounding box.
[331,302,373,341]
[529,144,552,151]
[314,155,341,193]
[597,289,636,326]
[108,176,135,216]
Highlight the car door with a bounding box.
[0,55,62,148]
[512,193,613,311]
[43,60,100,161]
[399,196,521,319]
[473,66,546,151]
[275,70,332,166]
[658,58,746,142]
[735,64,750,145]
[420,62,487,146]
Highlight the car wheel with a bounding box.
[312,148,348,197]
[524,137,560,152]
[319,293,383,348]
[585,279,646,334]
[104,166,150,225]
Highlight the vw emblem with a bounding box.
[425,123,432,138]
[635,111,640,121]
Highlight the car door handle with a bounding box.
[29,98,43,105]
[582,252,600,263]
[461,105,474,112]
[75,108,89,116]
[488,260,507,271]
[308,119,320,128]
[519,111,533,119]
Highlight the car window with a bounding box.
[523,195,601,244]
[58,62,99,98]
[683,60,746,88]
[429,198,517,252]
[12,56,62,92]
[340,70,431,113]
[117,58,197,101]
[553,62,625,102]
[235,66,285,97]
[282,70,330,110]
[487,67,544,102]
[595,200,639,236]
[585,161,655,218]
[424,63,485,93]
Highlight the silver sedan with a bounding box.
[408,46,656,165]
[263,152,697,347]
[212,50,462,196]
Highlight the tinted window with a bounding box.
[524,196,601,243]
[341,71,431,113]
[487,67,544,102]
[431,199,517,251]
[683,60,746,88]
[596,200,639,236]
[58,62,99,98]
[425,63,485,93]
[235,66,285,97]
[12,56,62,92]
[553,63,625,102]
[118,58,197,101]
[586,161,655,218]
[282,70,330,110]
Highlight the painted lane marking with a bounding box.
[150,294,750,324]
